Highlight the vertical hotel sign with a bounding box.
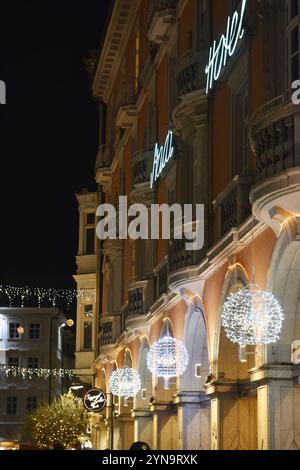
[205,0,247,93]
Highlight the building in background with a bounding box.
[0,307,74,440]
[89,0,300,450]
[73,189,98,385]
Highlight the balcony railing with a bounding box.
[148,0,178,43]
[95,144,112,171]
[168,238,193,273]
[250,98,297,183]
[117,79,139,110]
[213,176,253,238]
[99,320,113,346]
[127,287,145,317]
[132,150,154,186]
[176,51,207,97]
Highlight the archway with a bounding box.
[213,265,257,450]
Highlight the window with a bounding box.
[233,81,249,176]
[135,27,140,94]
[85,228,95,255]
[83,321,92,350]
[6,396,17,415]
[27,396,37,413]
[9,322,21,339]
[86,213,95,225]
[84,304,93,317]
[7,357,19,367]
[28,357,39,369]
[29,323,40,339]
[286,1,300,85]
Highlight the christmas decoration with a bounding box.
[0,364,74,380]
[0,284,96,308]
[147,335,189,389]
[222,284,284,346]
[109,367,141,406]
[22,392,88,449]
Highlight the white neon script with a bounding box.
[86,391,106,409]
[150,130,174,189]
[205,0,247,93]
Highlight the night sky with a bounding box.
[0,0,110,289]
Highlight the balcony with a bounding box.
[213,176,253,239]
[148,0,177,44]
[99,314,122,349]
[132,150,154,187]
[95,144,113,186]
[250,97,300,233]
[115,79,138,128]
[176,51,207,98]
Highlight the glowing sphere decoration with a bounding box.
[222,285,284,346]
[147,336,188,389]
[109,367,141,402]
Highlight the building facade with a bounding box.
[89,0,300,450]
[0,307,71,440]
[74,189,98,385]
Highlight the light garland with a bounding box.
[0,285,96,308]
[222,284,284,346]
[109,367,141,405]
[147,335,188,389]
[0,364,74,380]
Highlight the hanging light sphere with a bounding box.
[17,326,24,335]
[222,284,284,346]
[109,367,141,398]
[147,336,188,389]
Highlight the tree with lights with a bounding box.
[22,392,88,449]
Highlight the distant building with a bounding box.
[73,190,98,385]
[0,307,73,440]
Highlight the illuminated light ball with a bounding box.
[222,285,284,346]
[17,326,24,335]
[147,336,188,389]
[66,319,74,327]
[109,367,141,399]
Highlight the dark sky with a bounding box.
[0,0,110,289]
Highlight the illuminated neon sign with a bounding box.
[205,0,247,93]
[150,130,174,189]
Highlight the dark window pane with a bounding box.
[292,27,299,54]
[28,357,39,369]
[292,54,299,81]
[27,397,37,412]
[292,0,298,19]
[86,213,95,225]
[83,321,92,350]
[7,357,19,367]
[9,323,20,339]
[84,304,93,317]
[29,323,40,339]
[7,396,17,415]
[86,228,95,255]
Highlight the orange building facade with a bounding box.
[86,0,300,450]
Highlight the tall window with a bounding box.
[7,396,17,415]
[9,322,21,339]
[83,321,92,350]
[7,357,19,367]
[84,304,93,317]
[286,0,300,86]
[28,357,39,369]
[233,81,249,176]
[29,323,40,339]
[27,396,37,412]
[85,212,95,255]
[135,27,140,94]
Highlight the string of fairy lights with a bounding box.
[0,285,96,308]
[0,364,74,380]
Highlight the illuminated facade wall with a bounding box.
[90,0,300,450]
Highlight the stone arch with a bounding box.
[136,337,152,408]
[266,219,300,363]
[215,263,255,381]
[180,298,210,392]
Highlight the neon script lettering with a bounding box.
[150,130,174,189]
[205,0,247,93]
